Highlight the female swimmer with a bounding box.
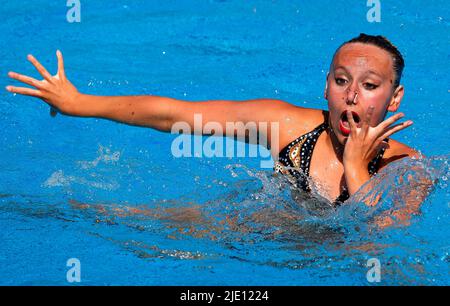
[6,33,427,209]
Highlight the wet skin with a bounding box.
[6,46,421,204]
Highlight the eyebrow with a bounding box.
[334,66,383,78]
[366,70,383,78]
[333,65,348,72]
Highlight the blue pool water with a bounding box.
[1,1,449,285]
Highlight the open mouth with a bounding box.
[339,110,361,136]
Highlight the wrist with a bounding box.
[344,162,370,195]
[67,91,85,117]
[74,93,105,118]
[343,159,365,172]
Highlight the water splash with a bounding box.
[43,144,122,191]
[77,145,121,169]
[2,154,449,284]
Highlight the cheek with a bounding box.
[360,105,388,126]
[373,109,388,125]
[327,99,344,124]
[361,96,391,123]
[328,84,347,100]
[363,86,393,105]
[327,101,339,120]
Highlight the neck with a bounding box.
[325,119,345,162]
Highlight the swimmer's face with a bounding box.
[325,43,404,144]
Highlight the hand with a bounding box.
[6,50,81,116]
[342,106,413,196]
[343,106,413,169]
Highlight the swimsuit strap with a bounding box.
[276,121,328,192]
[294,121,328,177]
[276,113,389,205]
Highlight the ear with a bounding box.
[324,72,330,100]
[387,85,404,112]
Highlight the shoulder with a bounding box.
[268,101,326,151]
[250,98,321,115]
[267,100,325,128]
[379,139,423,170]
[247,98,325,131]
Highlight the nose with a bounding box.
[345,86,358,105]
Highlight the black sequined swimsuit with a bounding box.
[274,116,388,205]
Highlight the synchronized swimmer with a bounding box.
[6,33,432,225]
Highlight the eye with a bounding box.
[363,83,378,90]
[335,78,347,86]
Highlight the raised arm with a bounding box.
[7,51,293,149]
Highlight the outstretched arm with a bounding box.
[7,51,292,147]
